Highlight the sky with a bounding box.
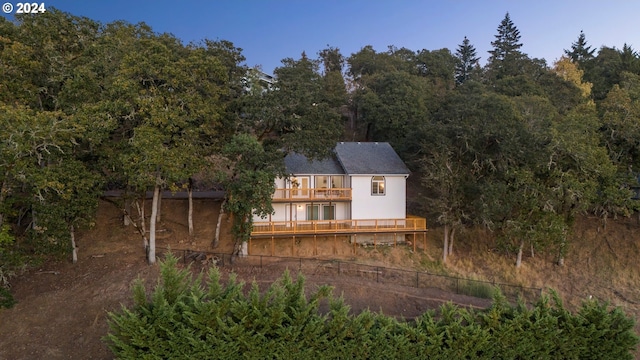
[2,1,640,74]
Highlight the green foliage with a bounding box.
[0,225,17,308]
[487,12,525,79]
[454,36,480,85]
[457,279,496,299]
[106,255,638,359]
[217,134,283,243]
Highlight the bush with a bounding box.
[105,254,639,359]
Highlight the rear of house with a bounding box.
[251,142,426,249]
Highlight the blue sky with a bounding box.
[3,1,640,74]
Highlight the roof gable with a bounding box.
[335,142,409,175]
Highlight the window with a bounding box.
[306,205,319,220]
[315,176,329,189]
[372,176,385,195]
[291,177,309,197]
[323,205,335,220]
[331,176,343,188]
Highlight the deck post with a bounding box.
[413,233,416,252]
[292,235,295,257]
[271,236,274,256]
[373,233,376,250]
[423,231,427,254]
[353,234,357,254]
[314,234,317,256]
[248,238,252,255]
[333,234,337,255]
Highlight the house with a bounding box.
[251,142,427,252]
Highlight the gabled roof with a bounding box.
[335,142,410,175]
[284,152,344,175]
[284,142,409,176]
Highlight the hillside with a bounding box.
[0,198,639,359]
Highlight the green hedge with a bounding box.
[105,254,638,359]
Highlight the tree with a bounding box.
[564,30,596,65]
[487,13,525,79]
[419,135,470,262]
[318,46,348,110]
[454,36,480,85]
[100,30,228,264]
[553,56,593,99]
[352,71,431,156]
[223,52,343,252]
[586,46,622,101]
[545,103,616,264]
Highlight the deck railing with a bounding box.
[252,216,427,236]
[271,188,352,202]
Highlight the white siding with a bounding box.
[350,175,406,220]
[275,177,287,188]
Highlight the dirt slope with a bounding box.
[0,199,492,359]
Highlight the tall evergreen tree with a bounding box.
[487,12,524,79]
[564,30,596,65]
[455,36,480,85]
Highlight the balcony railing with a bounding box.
[251,216,427,237]
[271,188,352,202]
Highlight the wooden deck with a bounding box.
[271,188,351,202]
[251,216,427,237]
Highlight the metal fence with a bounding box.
[157,247,542,305]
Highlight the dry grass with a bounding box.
[426,215,640,345]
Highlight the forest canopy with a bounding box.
[2,9,640,275]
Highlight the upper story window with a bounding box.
[371,176,385,195]
[315,175,344,189]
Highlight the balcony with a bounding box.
[251,216,427,237]
[271,188,352,202]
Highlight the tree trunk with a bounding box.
[135,199,148,249]
[530,244,535,258]
[557,237,566,266]
[448,227,456,256]
[32,207,37,231]
[156,190,162,222]
[516,239,524,268]
[213,198,226,248]
[123,197,131,226]
[148,184,160,265]
[442,224,449,263]
[70,224,77,264]
[188,178,194,236]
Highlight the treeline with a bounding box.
[0,8,344,276]
[345,14,640,267]
[106,255,639,359]
[2,9,640,277]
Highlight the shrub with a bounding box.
[105,254,639,359]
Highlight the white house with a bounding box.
[251,142,426,244]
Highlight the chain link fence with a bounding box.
[158,247,542,304]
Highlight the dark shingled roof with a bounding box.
[284,152,344,175]
[334,142,409,175]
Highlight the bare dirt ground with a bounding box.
[0,199,492,360]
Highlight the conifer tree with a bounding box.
[455,36,480,85]
[564,30,596,65]
[487,12,524,79]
